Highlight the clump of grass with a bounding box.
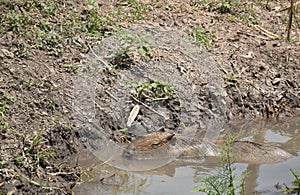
[193,136,248,195]
[0,1,64,56]
[15,128,56,172]
[190,29,217,47]
[134,80,174,102]
[1,12,32,33]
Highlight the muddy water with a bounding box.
[74,115,300,195]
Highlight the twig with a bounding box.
[49,172,75,176]
[130,95,168,119]
[87,42,112,70]
[254,25,279,39]
[105,90,118,101]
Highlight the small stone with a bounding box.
[272,78,281,85]
[1,48,14,58]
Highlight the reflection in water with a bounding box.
[74,115,300,195]
[255,157,300,194]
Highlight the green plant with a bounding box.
[223,67,249,87]
[224,74,241,87]
[193,136,248,195]
[20,79,58,92]
[87,0,99,10]
[0,120,9,131]
[110,32,154,69]
[17,172,60,190]
[217,0,233,14]
[166,4,175,11]
[134,80,174,102]
[81,9,103,35]
[191,29,216,47]
[200,0,240,14]
[35,32,63,56]
[1,12,32,32]
[0,160,7,166]
[63,63,79,73]
[137,44,154,61]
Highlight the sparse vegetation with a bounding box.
[117,0,149,21]
[110,32,154,69]
[0,1,151,191]
[0,0,149,58]
[193,136,248,195]
[14,128,56,172]
[0,1,103,56]
[199,0,258,26]
[223,67,248,87]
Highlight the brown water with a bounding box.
[74,115,300,195]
